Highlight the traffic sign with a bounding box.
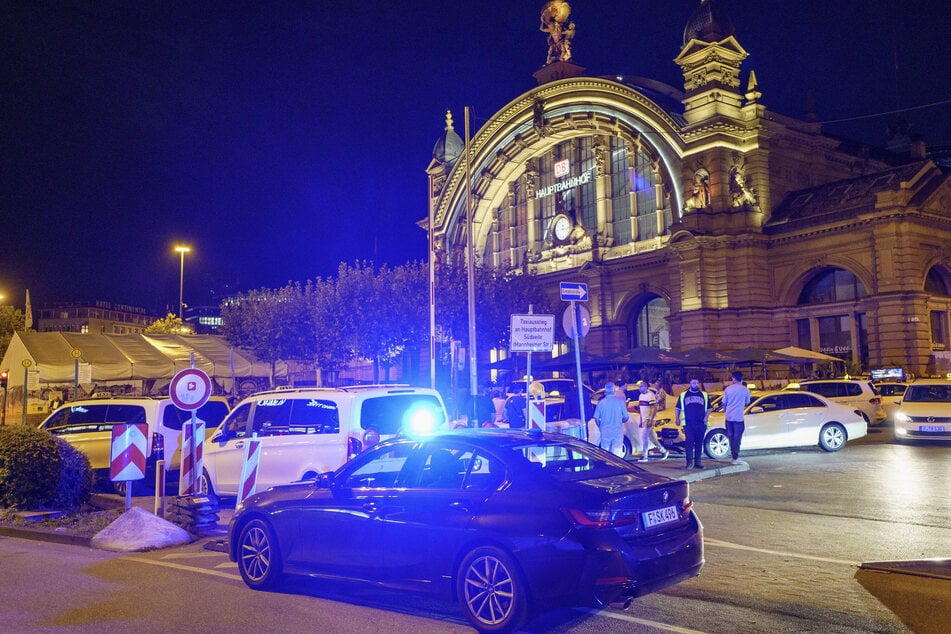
[510,314,555,352]
[563,304,591,338]
[110,423,148,482]
[169,367,212,410]
[560,282,588,301]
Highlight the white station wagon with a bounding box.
[703,390,868,460]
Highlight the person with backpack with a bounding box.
[675,377,712,469]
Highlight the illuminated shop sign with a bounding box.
[535,167,593,199]
[554,158,570,178]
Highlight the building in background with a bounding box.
[36,301,158,334]
[427,0,951,376]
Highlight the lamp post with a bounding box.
[175,245,191,319]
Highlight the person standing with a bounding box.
[675,378,712,469]
[636,381,668,462]
[722,370,752,465]
[593,381,629,457]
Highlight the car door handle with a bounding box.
[362,501,378,513]
[449,501,469,513]
[234,441,245,449]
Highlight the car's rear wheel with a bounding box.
[457,545,528,633]
[704,429,730,460]
[236,518,284,590]
[819,422,847,451]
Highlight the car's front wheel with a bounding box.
[236,518,284,590]
[197,469,220,504]
[704,429,730,460]
[457,545,528,633]
[819,422,847,451]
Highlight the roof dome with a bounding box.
[683,0,735,45]
[432,110,464,164]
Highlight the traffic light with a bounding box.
[0,370,7,389]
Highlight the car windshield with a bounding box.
[904,385,951,403]
[510,440,633,481]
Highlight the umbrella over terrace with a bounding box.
[772,346,842,362]
[533,351,615,371]
[676,347,739,366]
[607,347,687,366]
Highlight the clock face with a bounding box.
[554,215,571,241]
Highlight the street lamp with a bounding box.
[174,245,191,319]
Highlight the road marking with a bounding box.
[121,555,242,581]
[216,562,239,569]
[575,608,708,633]
[705,537,858,566]
[159,552,223,560]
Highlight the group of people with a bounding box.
[473,369,753,468]
[594,371,751,468]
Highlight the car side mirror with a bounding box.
[750,406,765,414]
[211,428,227,443]
[316,472,334,489]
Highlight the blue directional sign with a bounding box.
[560,282,588,302]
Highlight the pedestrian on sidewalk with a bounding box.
[593,381,629,457]
[675,377,712,469]
[636,381,668,462]
[722,370,752,465]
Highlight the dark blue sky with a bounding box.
[2,1,948,314]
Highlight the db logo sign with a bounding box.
[169,368,212,411]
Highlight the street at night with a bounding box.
[2,429,948,633]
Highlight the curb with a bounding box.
[0,524,93,547]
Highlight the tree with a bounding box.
[145,313,190,334]
[0,305,25,360]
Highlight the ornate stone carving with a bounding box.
[683,168,711,211]
[539,1,575,65]
[729,155,759,209]
[592,141,607,177]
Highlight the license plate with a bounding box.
[920,425,945,432]
[643,505,679,528]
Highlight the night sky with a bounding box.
[3,1,949,315]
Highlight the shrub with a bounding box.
[50,436,94,511]
[0,425,61,509]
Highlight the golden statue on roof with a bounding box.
[540,1,575,64]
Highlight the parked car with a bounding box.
[892,380,951,443]
[228,429,704,632]
[201,385,448,498]
[792,379,885,425]
[502,378,594,425]
[38,395,231,492]
[875,382,908,424]
[702,390,867,459]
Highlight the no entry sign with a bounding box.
[169,367,212,411]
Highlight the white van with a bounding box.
[200,385,448,498]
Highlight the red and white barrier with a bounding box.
[529,399,546,430]
[237,435,262,505]
[178,420,206,496]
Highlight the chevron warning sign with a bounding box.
[237,436,262,505]
[110,423,148,482]
[529,399,546,430]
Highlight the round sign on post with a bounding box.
[562,304,591,338]
[169,367,212,410]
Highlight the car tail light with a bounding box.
[363,428,380,448]
[561,507,637,529]
[854,409,864,418]
[682,497,693,514]
[347,436,362,460]
[870,397,881,405]
[151,432,164,461]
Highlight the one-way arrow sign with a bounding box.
[560,282,588,302]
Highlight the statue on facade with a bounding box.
[684,168,711,210]
[729,158,759,209]
[540,1,575,64]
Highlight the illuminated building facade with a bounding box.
[427,1,951,375]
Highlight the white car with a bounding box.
[200,385,448,498]
[892,380,951,443]
[703,390,867,460]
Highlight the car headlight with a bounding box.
[894,412,911,424]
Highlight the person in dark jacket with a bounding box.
[674,377,712,469]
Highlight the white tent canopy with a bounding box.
[1,331,285,389]
[772,346,842,362]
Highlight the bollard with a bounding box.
[154,459,166,517]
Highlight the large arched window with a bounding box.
[797,268,867,305]
[631,296,670,349]
[925,266,950,296]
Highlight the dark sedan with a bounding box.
[229,429,704,632]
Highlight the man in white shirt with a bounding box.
[722,371,752,465]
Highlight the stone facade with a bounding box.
[426,1,951,376]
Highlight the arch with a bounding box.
[433,78,689,265]
[620,292,672,350]
[925,263,951,296]
[796,267,868,305]
[778,260,875,307]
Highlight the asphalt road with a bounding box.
[1,426,948,633]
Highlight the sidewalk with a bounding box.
[630,453,750,482]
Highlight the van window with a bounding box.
[359,394,446,435]
[42,404,146,434]
[162,400,232,431]
[251,398,340,436]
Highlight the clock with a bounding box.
[553,214,572,242]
